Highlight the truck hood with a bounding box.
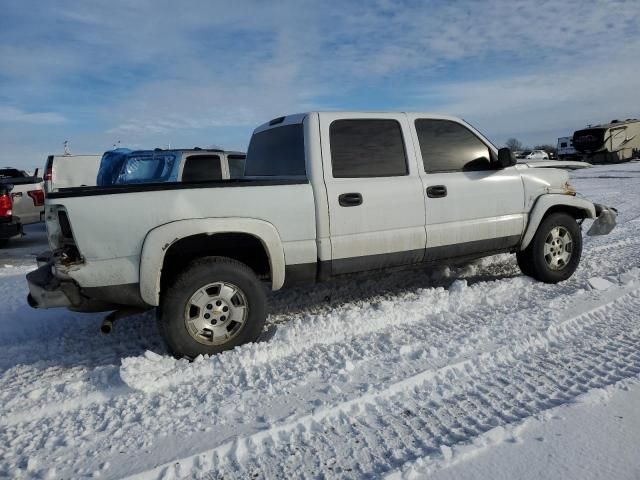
[516,160,591,170]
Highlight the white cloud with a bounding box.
[0,106,66,125]
[1,0,639,163]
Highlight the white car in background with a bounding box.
[524,150,549,160]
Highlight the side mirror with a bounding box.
[498,147,516,168]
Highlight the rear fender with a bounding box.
[520,194,596,250]
[139,218,285,306]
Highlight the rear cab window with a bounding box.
[245,123,306,177]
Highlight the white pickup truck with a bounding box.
[0,168,45,247]
[27,112,617,358]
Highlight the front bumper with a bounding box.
[586,204,618,236]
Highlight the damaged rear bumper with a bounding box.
[26,262,81,308]
[27,255,151,312]
[26,262,124,312]
[587,204,618,236]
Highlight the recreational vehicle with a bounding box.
[573,119,640,163]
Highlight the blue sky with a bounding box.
[1,0,639,169]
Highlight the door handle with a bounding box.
[426,185,447,198]
[338,192,363,207]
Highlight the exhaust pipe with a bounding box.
[101,312,116,334]
[100,307,149,335]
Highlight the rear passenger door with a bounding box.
[408,115,525,260]
[319,113,427,274]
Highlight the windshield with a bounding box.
[115,154,178,184]
[573,128,606,152]
[97,149,180,185]
[245,124,306,177]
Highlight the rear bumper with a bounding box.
[0,219,21,240]
[26,263,78,308]
[27,260,151,312]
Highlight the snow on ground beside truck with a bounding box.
[1,162,640,479]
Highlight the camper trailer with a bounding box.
[573,118,640,164]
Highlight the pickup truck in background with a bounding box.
[0,167,45,247]
[45,149,245,192]
[27,112,617,358]
[44,154,102,193]
[96,148,246,186]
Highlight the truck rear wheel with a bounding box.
[158,256,267,358]
[517,212,582,283]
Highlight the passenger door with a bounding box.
[408,115,525,260]
[319,113,427,275]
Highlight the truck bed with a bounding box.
[44,178,317,289]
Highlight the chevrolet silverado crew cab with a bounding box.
[27,112,617,358]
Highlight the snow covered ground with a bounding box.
[1,162,640,479]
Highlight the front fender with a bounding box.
[139,218,285,306]
[520,194,596,250]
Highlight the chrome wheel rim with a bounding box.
[543,226,573,271]
[184,282,248,346]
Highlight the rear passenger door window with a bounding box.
[330,119,408,178]
[415,119,491,173]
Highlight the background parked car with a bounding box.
[96,148,246,186]
[524,150,549,160]
[0,167,44,247]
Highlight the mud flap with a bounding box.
[587,204,618,236]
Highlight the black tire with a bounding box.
[516,249,535,277]
[0,239,8,248]
[517,212,582,283]
[158,256,267,358]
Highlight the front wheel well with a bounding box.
[542,204,590,221]
[160,233,271,293]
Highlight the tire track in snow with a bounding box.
[123,285,640,480]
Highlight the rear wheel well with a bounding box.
[160,233,271,293]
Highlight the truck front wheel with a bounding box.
[516,212,582,283]
[158,256,267,358]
